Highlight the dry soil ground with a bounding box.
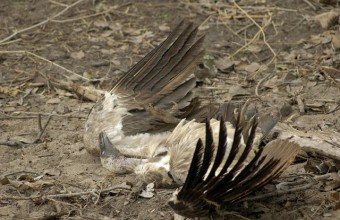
[0,0,340,219]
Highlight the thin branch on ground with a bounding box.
[51,78,105,102]
[229,2,278,97]
[0,184,132,201]
[0,38,21,46]
[0,114,52,147]
[0,114,86,120]
[216,10,244,41]
[32,114,52,144]
[303,0,317,11]
[147,2,298,13]
[37,70,52,93]
[0,50,92,81]
[1,170,40,177]
[0,140,25,147]
[236,23,256,34]
[230,28,261,58]
[255,72,273,97]
[48,0,68,7]
[232,2,277,58]
[0,0,86,45]
[51,3,135,23]
[287,17,306,32]
[241,173,334,202]
[2,111,87,118]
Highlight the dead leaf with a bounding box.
[244,62,261,73]
[44,169,61,177]
[228,85,250,98]
[131,31,154,44]
[139,182,154,198]
[198,23,210,31]
[70,51,85,60]
[139,190,154,198]
[10,136,32,144]
[24,180,53,190]
[46,97,61,104]
[17,174,35,181]
[100,49,115,55]
[55,88,73,97]
[214,56,235,73]
[111,58,121,66]
[331,32,340,49]
[306,101,325,112]
[8,179,23,189]
[0,86,20,96]
[124,28,142,36]
[56,104,68,114]
[315,11,339,29]
[247,45,262,53]
[5,173,54,191]
[109,22,122,31]
[93,20,109,28]
[321,36,332,44]
[83,70,94,80]
[285,49,314,61]
[158,24,170,32]
[101,30,114,37]
[0,175,10,185]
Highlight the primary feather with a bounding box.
[168,114,300,218]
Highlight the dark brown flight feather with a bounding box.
[110,21,205,135]
[112,20,204,109]
[168,112,300,218]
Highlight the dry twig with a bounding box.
[1,170,40,177]
[303,0,317,11]
[230,2,278,98]
[0,114,52,147]
[51,78,105,102]
[241,173,335,202]
[32,114,52,143]
[0,184,131,201]
[0,0,86,45]
[0,113,87,120]
[255,71,273,97]
[232,2,276,58]
[51,3,135,23]
[0,50,92,81]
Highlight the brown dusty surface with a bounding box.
[0,0,339,219]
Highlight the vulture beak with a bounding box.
[99,131,118,157]
[84,20,301,218]
[99,131,147,175]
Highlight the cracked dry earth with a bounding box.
[0,0,340,219]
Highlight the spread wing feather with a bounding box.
[112,21,203,111]
[109,21,204,135]
[169,112,300,218]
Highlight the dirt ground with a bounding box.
[0,0,340,219]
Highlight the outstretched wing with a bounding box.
[84,21,204,155]
[168,113,300,218]
[111,21,204,135]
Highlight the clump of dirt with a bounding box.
[1,0,339,219]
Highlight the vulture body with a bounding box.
[83,21,300,218]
